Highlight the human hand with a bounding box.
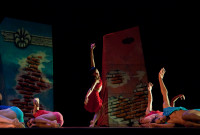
[178,94,185,100]
[147,82,153,91]
[159,67,166,79]
[13,118,25,128]
[84,97,89,105]
[91,43,96,50]
[27,118,34,128]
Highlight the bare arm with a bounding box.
[86,81,97,98]
[84,80,98,104]
[170,94,185,107]
[158,68,170,108]
[145,82,153,115]
[149,122,175,128]
[90,43,96,68]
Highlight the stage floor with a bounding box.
[1,127,200,135]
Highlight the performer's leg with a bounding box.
[145,82,153,115]
[0,115,14,124]
[158,68,171,108]
[184,120,200,127]
[30,122,58,128]
[0,122,15,128]
[0,116,23,128]
[182,110,200,122]
[90,106,103,127]
[34,113,58,127]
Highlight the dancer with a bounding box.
[139,82,185,125]
[84,43,103,127]
[27,98,64,128]
[0,93,25,128]
[148,68,200,127]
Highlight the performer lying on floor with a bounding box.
[147,67,200,127]
[84,43,103,127]
[0,93,25,128]
[27,98,64,128]
[139,82,185,125]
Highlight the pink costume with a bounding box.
[33,110,64,126]
[145,110,163,117]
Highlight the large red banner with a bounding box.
[98,26,148,127]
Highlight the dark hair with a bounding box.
[89,67,99,83]
[89,67,97,76]
[151,116,157,123]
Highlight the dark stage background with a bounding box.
[1,0,200,127]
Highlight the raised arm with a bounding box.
[158,68,170,108]
[145,82,153,115]
[90,43,96,68]
[170,94,185,107]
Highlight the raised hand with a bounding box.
[90,43,96,50]
[147,82,153,91]
[159,67,166,79]
[178,94,185,100]
[170,94,185,107]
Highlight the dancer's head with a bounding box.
[33,98,39,104]
[154,115,167,124]
[140,114,160,124]
[89,67,100,80]
[33,98,39,110]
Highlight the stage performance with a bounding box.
[84,43,103,127]
[144,68,200,127]
[139,82,185,126]
[27,98,64,128]
[1,1,200,134]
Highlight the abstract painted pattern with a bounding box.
[12,53,52,120]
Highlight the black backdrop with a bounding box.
[1,0,200,127]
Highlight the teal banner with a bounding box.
[0,18,53,121]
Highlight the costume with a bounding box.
[0,105,11,110]
[145,110,163,117]
[33,110,51,117]
[163,107,188,116]
[0,105,24,122]
[33,110,64,126]
[84,78,103,113]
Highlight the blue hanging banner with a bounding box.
[0,17,53,121]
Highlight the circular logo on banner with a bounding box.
[14,28,31,48]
